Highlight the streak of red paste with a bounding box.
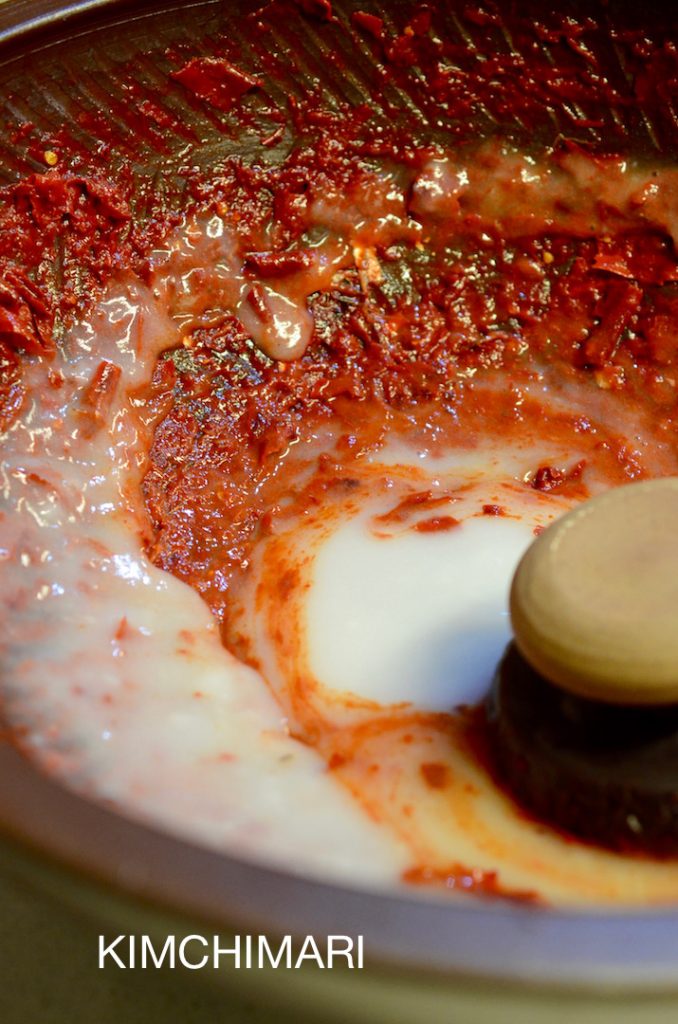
[402,863,541,904]
[414,515,461,533]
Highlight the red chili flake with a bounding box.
[245,249,313,277]
[351,11,384,38]
[414,515,460,533]
[172,57,262,113]
[328,753,346,770]
[482,503,506,516]
[78,176,130,221]
[246,283,272,323]
[593,234,678,287]
[420,762,449,789]
[27,472,52,488]
[114,617,129,642]
[376,490,454,525]
[79,359,122,435]
[386,33,420,66]
[531,459,586,493]
[260,124,285,148]
[532,465,566,492]
[273,187,309,234]
[577,279,643,367]
[296,0,332,19]
[0,267,54,355]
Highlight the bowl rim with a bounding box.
[2,0,678,991]
[5,736,678,991]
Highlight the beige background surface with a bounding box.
[0,870,287,1023]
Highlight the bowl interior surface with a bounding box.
[2,0,678,990]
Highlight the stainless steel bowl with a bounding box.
[2,2,678,1020]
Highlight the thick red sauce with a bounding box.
[136,176,678,622]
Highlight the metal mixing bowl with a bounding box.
[2,2,678,1021]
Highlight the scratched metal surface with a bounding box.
[0,0,675,184]
[0,0,673,316]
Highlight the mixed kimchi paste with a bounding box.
[3,0,678,906]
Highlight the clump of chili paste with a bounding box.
[0,172,134,356]
[172,58,262,112]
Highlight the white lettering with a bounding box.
[258,935,292,969]
[97,933,364,970]
[294,935,325,969]
[213,935,241,969]
[179,935,209,970]
[326,936,355,968]
[140,935,176,969]
[98,935,126,969]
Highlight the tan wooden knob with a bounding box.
[510,478,678,705]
